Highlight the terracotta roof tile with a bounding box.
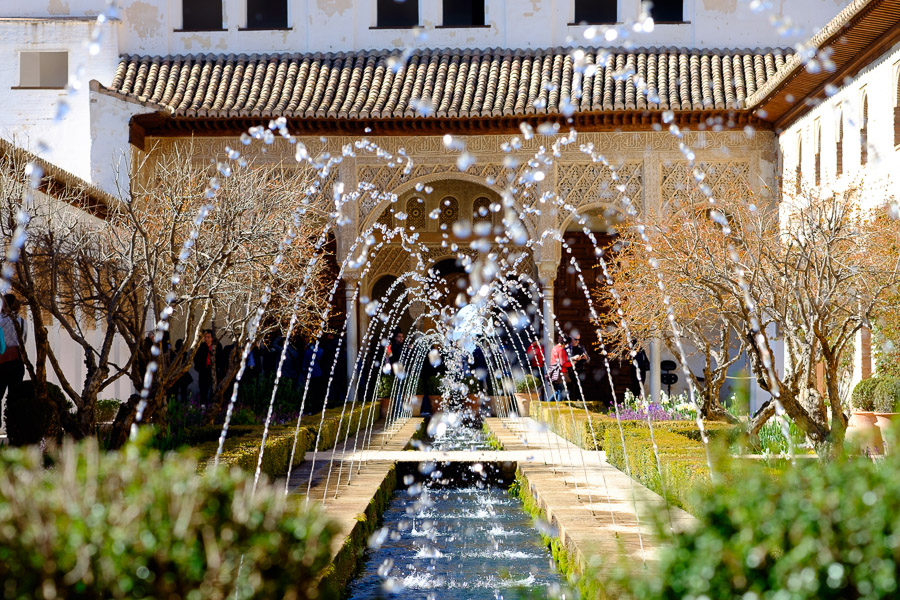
[100,47,788,119]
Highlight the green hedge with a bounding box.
[616,452,900,599]
[0,435,338,599]
[531,401,738,452]
[603,422,713,514]
[195,403,378,480]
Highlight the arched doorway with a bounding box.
[555,207,633,407]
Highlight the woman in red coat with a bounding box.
[549,334,572,402]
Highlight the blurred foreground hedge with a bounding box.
[616,450,900,599]
[0,436,338,600]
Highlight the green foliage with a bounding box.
[852,376,880,411]
[194,403,375,480]
[3,380,66,446]
[874,376,900,413]
[376,374,395,399]
[96,399,121,423]
[425,376,443,396]
[237,371,303,419]
[515,374,542,394]
[0,435,338,600]
[604,422,713,514]
[743,416,808,455]
[617,454,900,600]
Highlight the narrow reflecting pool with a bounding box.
[347,425,570,599]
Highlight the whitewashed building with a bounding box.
[4,0,898,410]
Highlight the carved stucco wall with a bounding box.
[142,129,775,286]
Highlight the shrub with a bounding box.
[851,376,880,411]
[0,436,338,599]
[515,374,542,394]
[376,374,395,399]
[604,422,712,513]
[617,453,900,600]
[3,380,66,446]
[425,375,443,396]
[874,377,900,413]
[95,398,120,423]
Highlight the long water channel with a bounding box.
[345,422,571,599]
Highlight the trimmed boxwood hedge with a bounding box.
[195,403,378,479]
[603,422,714,514]
[0,435,338,599]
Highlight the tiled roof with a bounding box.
[99,47,788,120]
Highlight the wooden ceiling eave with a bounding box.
[129,108,772,148]
[751,0,900,130]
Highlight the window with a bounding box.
[246,0,287,29]
[835,110,844,177]
[473,197,492,225]
[860,94,868,166]
[647,0,684,23]
[439,197,459,229]
[443,0,485,26]
[894,72,900,147]
[574,0,617,24]
[182,0,223,30]
[377,0,418,28]
[17,52,68,89]
[814,121,821,187]
[795,135,802,196]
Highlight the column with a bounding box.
[541,281,555,363]
[853,326,873,385]
[344,280,358,384]
[650,337,662,404]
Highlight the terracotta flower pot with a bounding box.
[846,411,883,454]
[874,412,900,429]
[514,393,532,417]
[378,397,391,420]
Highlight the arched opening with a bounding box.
[556,207,631,407]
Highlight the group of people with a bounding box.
[526,332,650,402]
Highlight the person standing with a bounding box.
[0,294,26,404]
[526,338,545,376]
[566,332,591,403]
[549,334,572,402]
[387,329,405,369]
[193,329,221,404]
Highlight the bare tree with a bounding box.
[104,143,332,447]
[605,181,900,455]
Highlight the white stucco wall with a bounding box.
[0,18,119,183]
[780,40,900,210]
[7,0,850,56]
[89,89,156,196]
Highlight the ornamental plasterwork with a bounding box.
[660,161,751,204]
[554,161,643,226]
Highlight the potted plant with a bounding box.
[514,374,542,417]
[847,376,882,454]
[425,375,444,413]
[873,376,900,434]
[376,373,395,420]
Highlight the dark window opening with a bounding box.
[815,126,821,186]
[183,0,223,30]
[574,0,617,24]
[246,0,287,29]
[443,0,485,26]
[861,96,868,166]
[649,0,684,22]
[377,0,419,28]
[894,78,900,147]
[836,113,843,177]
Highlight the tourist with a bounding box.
[171,338,192,402]
[631,341,651,395]
[526,338,545,377]
[548,334,572,402]
[387,329,405,367]
[566,332,590,403]
[193,329,222,404]
[0,294,26,405]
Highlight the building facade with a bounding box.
[6,0,900,407]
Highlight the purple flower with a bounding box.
[614,402,686,421]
